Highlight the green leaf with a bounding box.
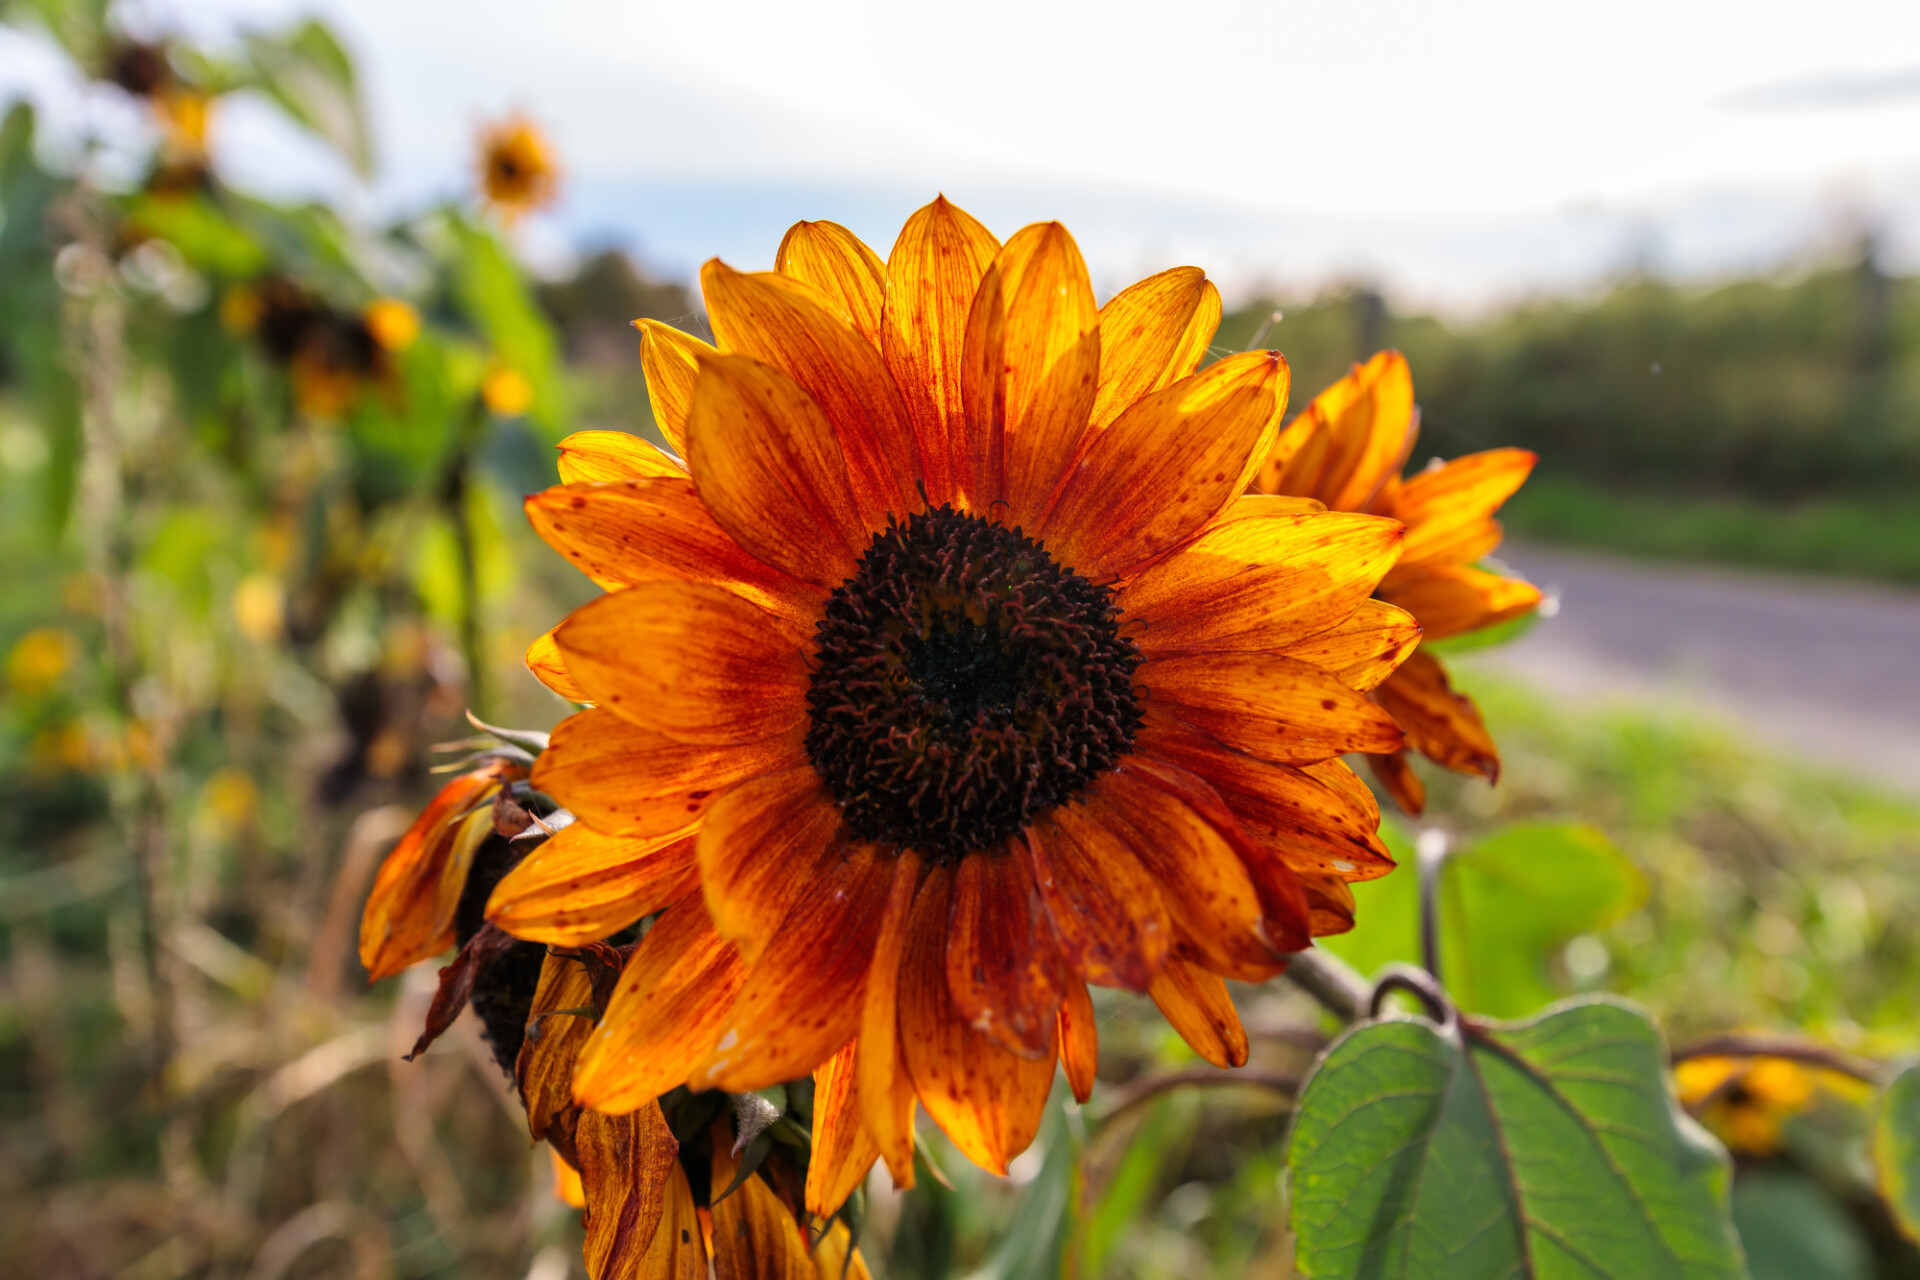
[443,215,567,438]
[1730,1168,1873,1280]
[1325,822,1645,1017]
[1873,1058,1920,1244]
[240,20,373,178]
[1286,997,1746,1279]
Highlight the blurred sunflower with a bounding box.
[489,197,1416,1181]
[1256,351,1542,813]
[477,114,558,220]
[1674,1054,1821,1157]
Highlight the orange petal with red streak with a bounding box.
[576,1101,679,1279]
[859,850,922,1186]
[1091,266,1221,430]
[946,847,1066,1058]
[1145,650,1405,765]
[776,219,888,348]
[1278,598,1423,692]
[1148,958,1249,1068]
[1379,562,1543,640]
[1058,979,1098,1104]
[805,1040,881,1219]
[1371,649,1502,782]
[556,429,686,483]
[526,625,588,703]
[1025,810,1169,993]
[486,824,699,946]
[635,320,716,457]
[697,767,843,964]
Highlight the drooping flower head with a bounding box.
[1257,351,1542,812]
[477,113,558,221]
[490,198,1416,1185]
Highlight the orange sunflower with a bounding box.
[1256,350,1541,813]
[489,198,1415,1192]
[477,114,558,220]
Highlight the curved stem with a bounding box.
[1284,949,1371,1024]
[1671,1032,1883,1086]
[1368,963,1457,1033]
[1090,1068,1302,1133]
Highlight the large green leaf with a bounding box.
[1325,822,1644,1017]
[1873,1058,1920,1244]
[1730,1168,1872,1280]
[1286,997,1746,1279]
[240,19,373,178]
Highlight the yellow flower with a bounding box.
[232,574,286,643]
[1256,351,1542,813]
[477,115,558,220]
[1675,1054,1821,1157]
[362,298,421,352]
[481,364,535,416]
[200,768,260,837]
[486,198,1417,1182]
[7,627,77,696]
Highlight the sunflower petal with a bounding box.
[644,1162,706,1279]
[1058,978,1098,1104]
[775,220,888,348]
[532,710,803,840]
[1300,872,1358,937]
[1024,812,1169,992]
[709,1125,817,1278]
[486,825,699,946]
[1388,447,1536,568]
[810,1222,873,1280]
[947,847,1066,1058]
[1042,350,1288,576]
[701,261,921,528]
[898,865,1054,1176]
[697,767,843,964]
[525,479,822,624]
[576,1101,679,1279]
[1091,266,1221,430]
[1371,650,1501,782]
[636,320,717,456]
[696,842,894,1091]
[882,196,1000,505]
[518,950,599,1143]
[1379,562,1543,639]
[859,850,923,1186]
[572,897,746,1113]
[555,583,810,747]
[1260,349,1413,511]
[1278,598,1422,692]
[806,1040,881,1219]
[358,761,518,982]
[526,625,588,703]
[1367,749,1428,816]
[1147,958,1249,1069]
[684,351,866,586]
[1146,650,1405,765]
[962,222,1100,520]
[1119,510,1404,655]
[556,429,686,483]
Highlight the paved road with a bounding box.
[1460,545,1920,795]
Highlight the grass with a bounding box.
[1502,475,1920,584]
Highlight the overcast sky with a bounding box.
[7,0,1920,306]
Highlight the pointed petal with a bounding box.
[882,196,1000,505]
[571,897,747,1112]
[1091,266,1221,429]
[1278,598,1422,692]
[775,219,888,348]
[1300,872,1358,936]
[1145,650,1405,765]
[1371,650,1501,782]
[358,762,519,981]
[1042,351,1288,576]
[1388,447,1535,568]
[1367,749,1427,815]
[1103,756,1310,961]
[526,625,588,703]
[1260,349,1414,511]
[1379,518,1504,588]
[1118,510,1404,655]
[518,950,599,1142]
[533,709,804,840]
[1058,979,1098,1104]
[805,1040,881,1219]
[1379,562,1542,639]
[810,1222,873,1280]
[486,825,699,946]
[636,319,717,456]
[576,1101,679,1280]
[686,351,866,587]
[1147,958,1248,1069]
[643,1161,707,1279]
[897,865,1054,1175]
[1134,710,1395,881]
[556,429,686,483]
[858,850,922,1186]
[961,222,1100,520]
[709,1127,817,1280]
[946,847,1066,1058]
[1025,809,1170,993]
[525,479,823,625]
[697,767,843,964]
[696,843,894,1091]
[554,583,810,747]
[701,260,921,528]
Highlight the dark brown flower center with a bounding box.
[804,505,1142,861]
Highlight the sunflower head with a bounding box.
[1675,1055,1821,1157]
[477,114,558,220]
[497,198,1417,1180]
